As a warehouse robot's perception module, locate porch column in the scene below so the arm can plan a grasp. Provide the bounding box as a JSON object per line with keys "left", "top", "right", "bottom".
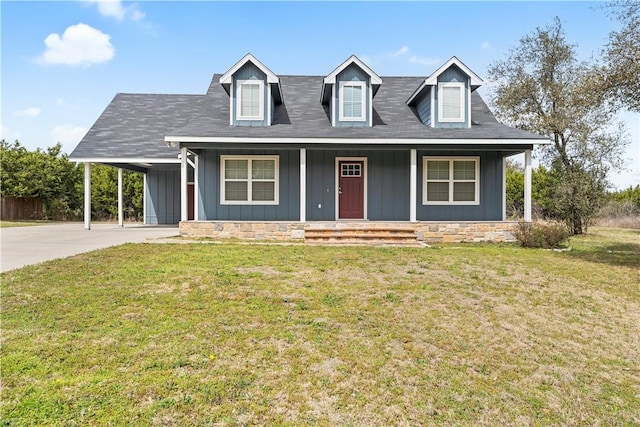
{"left": 180, "top": 146, "right": 188, "bottom": 222}
{"left": 143, "top": 172, "right": 147, "bottom": 225}
{"left": 300, "top": 148, "right": 306, "bottom": 222}
{"left": 410, "top": 149, "right": 417, "bottom": 222}
{"left": 524, "top": 149, "right": 532, "bottom": 222}
{"left": 194, "top": 153, "right": 199, "bottom": 221}
{"left": 84, "top": 162, "right": 91, "bottom": 230}
{"left": 118, "top": 168, "right": 123, "bottom": 227}
{"left": 502, "top": 157, "right": 507, "bottom": 221}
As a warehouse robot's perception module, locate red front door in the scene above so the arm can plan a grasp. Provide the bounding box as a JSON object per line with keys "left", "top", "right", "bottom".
{"left": 338, "top": 161, "right": 364, "bottom": 219}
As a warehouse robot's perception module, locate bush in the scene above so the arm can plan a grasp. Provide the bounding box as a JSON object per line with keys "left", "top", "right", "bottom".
{"left": 513, "top": 221, "right": 570, "bottom": 248}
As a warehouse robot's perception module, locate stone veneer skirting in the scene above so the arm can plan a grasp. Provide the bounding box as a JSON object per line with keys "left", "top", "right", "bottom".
{"left": 179, "top": 221, "right": 517, "bottom": 243}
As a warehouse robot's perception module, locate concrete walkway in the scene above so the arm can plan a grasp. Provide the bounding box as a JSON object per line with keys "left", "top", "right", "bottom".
{"left": 1, "top": 223, "right": 179, "bottom": 272}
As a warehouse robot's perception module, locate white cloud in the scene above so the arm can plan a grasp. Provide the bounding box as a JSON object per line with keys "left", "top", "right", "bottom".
{"left": 50, "top": 125, "right": 88, "bottom": 149}
{"left": 409, "top": 55, "right": 440, "bottom": 67}
{"left": 14, "top": 107, "right": 42, "bottom": 117}
{"left": 38, "top": 23, "right": 114, "bottom": 66}
{"left": 85, "top": 0, "right": 145, "bottom": 22}
{"left": 393, "top": 46, "right": 410, "bottom": 57}
{"left": 481, "top": 41, "right": 491, "bottom": 51}
{"left": 1, "top": 125, "right": 22, "bottom": 142}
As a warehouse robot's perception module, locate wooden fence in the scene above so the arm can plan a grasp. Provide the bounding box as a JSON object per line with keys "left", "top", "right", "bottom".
{"left": 1, "top": 197, "right": 43, "bottom": 220}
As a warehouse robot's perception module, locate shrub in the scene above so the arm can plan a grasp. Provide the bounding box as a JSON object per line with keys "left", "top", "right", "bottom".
{"left": 513, "top": 221, "right": 570, "bottom": 248}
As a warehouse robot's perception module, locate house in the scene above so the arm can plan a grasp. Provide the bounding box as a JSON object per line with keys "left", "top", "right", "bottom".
{"left": 70, "top": 54, "right": 547, "bottom": 242}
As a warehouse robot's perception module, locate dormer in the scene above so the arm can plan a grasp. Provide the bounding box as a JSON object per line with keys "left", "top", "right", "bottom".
{"left": 407, "top": 57, "right": 483, "bottom": 129}
{"left": 219, "top": 54, "right": 283, "bottom": 126}
{"left": 321, "top": 55, "right": 382, "bottom": 127}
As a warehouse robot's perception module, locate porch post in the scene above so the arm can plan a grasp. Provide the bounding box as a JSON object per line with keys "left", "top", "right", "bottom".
{"left": 502, "top": 157, "right": 507, "bottom": 221}
{"left": 180, "top": 146, "right": 188, "bottom": 222}
{"left": 410, "top": 149, "right": 417, "bottom": 222}
{"left": 194, "top": 152, "right": 199, "bottom": 221}
{"left": 300, "top": 148, "right": 306, "bottom": 222}
{"left": 117, "top": 167, "right": 123, "bottom": 227}
{"left": 84, "top": 162, "right": 91, "bottom": 230}
{"left": 143, "top": 172, "right": 147, "bottom": 225}
{"left": 524, "top": 149, "right": 532, "bottom": 222}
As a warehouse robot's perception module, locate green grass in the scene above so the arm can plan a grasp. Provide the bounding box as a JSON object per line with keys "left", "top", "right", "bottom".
{"left": 2, "top": 228, "right": 639, "bottom": 425}
{"left": 0, "top": 220, "right": 52, "bottom": 228}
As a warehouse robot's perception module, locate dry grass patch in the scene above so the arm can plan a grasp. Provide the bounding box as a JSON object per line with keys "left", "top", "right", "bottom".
{"left": 1, "top": 227, "right": 639, "bottom": 425}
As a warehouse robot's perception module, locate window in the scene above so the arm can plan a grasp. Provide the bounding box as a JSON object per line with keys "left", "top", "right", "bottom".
{"left": 438, "top": 82, "right": 465, "bottom": 123}
{"left": 339, "top": 81, "right": 366, "bottom": 121}
{"left": 236, "top": 80, "right": 264, "bottom": 120}
{"left": 221, "top": 155, "right": 278, "bottom": 204}
{"left": 341, "top": 163, "right": 361, "bottom": 177}
{"left": 423, "top": 157, "right": 479, "bottom": 205}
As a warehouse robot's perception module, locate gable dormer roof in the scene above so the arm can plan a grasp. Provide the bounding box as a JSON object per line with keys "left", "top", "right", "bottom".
{"left": 219, "top": 53, "right": 283, "bottom": 104}
{"left": 219, "top": 53, "right": 279, "bottom": 84}
{"left": 321, "top": 55, "right": 382, "bottom": 104}
{"left": 323, "top": 54, "right": 382, "bottom": 85}
{"left": 406, "top": 56, "right": 483, "bottom": 105}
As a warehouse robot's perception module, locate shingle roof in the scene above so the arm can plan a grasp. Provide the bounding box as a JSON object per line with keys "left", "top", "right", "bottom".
{"left": 70, "top": 93, "right": 205, "bottom": 159}
{"left": 71, "top": 74, "right": 547, "bottom": 160}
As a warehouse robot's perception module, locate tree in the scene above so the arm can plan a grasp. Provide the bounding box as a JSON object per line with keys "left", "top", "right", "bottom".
{"left": 602, "top": 1, "right": 640, "bottom": 112}
{"left": 0, "top": 140, "right": 83, "bottom": 219}
{"left": 505, "top": 161, "right": 556, "bottom": 219}
{"left": 90, "top": 165, "right": 144, "bottom": 221}
{"left": 488, "top": 18, "right": 629, "bottom": 234}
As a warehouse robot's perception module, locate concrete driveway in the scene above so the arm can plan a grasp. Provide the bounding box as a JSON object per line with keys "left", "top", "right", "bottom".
{"left": 1, "top": 223, "right": 179, "bottom": 272}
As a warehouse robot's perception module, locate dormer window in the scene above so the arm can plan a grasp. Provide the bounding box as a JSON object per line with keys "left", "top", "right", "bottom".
{"left": 406, "top": 57, "right": 483, "bottom": 129}
{"left": 237, "top": 80, "right": 264, "bottom": 121}
{"left": 438, "top": 82, "right": 465, "bottom": 123}
{"left": 219, "top": 54, "right": 282, "bottom": 126}
{"left": 339, "top": 81, "right": 366, "bottom": 121}
{"left": 322, "top": 55, "right": 382, "bottom": 128}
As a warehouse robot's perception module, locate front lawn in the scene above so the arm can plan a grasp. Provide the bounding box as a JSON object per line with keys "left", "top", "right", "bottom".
{"left": 0, "top": 220, "right": 51, "bottom": 228}
{"left": 1, "top": 228, "right": 639, "bottom": 425}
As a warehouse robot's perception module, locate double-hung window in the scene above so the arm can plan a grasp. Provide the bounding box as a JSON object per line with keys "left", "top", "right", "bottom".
{"left": 221, "top": 155, "right": 278, "bottom": 204}
{"left": 339, "top": 81, "right": 366, "bottom": 121}
{"left": 438, "top": 82, "right": 465, "bottom": 123}
{"left": 423, "top": 157, "right": 479, "bottom": 205}
{"left": 236, "top": 80, "right": 264, "bottom": 121}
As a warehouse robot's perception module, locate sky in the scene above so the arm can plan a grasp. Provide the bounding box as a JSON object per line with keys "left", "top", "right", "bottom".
{"left": 1, "top": 0, "right": 638, "bottom": 190}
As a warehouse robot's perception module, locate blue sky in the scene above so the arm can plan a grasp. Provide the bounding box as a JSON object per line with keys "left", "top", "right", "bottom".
{"left": 2, "top": 1, "right": 638, "bottom": 189}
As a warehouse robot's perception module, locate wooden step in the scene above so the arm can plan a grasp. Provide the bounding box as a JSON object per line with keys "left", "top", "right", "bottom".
{"left": 304, "top": 227, "right": 418, "bottom": 245}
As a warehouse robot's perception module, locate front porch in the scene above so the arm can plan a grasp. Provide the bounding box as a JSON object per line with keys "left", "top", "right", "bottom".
{"left": 179, "top": 220, "right": 517, "bottom": 244}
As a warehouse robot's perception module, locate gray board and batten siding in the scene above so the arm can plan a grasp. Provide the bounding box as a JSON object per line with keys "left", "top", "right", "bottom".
{"left": 196, "top": 149, "right": 300, "bottom": 221}
{"left": 145, "top": 166, "right": 181, "bottom": 225}
{"left": 180, "top": 148, "right": 507, "bottom": 224}
{"left": 414, "top": 87, "right": 432, "bottom": 126}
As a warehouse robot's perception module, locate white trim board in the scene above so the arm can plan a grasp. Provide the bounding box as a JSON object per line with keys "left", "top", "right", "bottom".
{"left": 70, "top": 157, "right": 181, "bottom": 163}
{"left": 166, "top": 136, "right": 550, "bottom": 145}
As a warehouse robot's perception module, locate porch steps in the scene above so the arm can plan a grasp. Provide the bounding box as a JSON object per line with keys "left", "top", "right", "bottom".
{"left": 304, "top": 224, "right": 419, "bottom": 245}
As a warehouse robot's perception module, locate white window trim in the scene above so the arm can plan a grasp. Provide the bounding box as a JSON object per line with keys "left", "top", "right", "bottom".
{"left": 338, "top": 81, "right": 366, "bottom": 122}
{"left": 422, "top": 156, "right": 480, "bottom": 205}
{"left": 236, "top": 80, "right": 264, "bottom": 121}
{"left": 437, "top": 82, "right": 465, "bottom": 123}
{"left": 221, "top": 155, "right": 279, "bottom": 205}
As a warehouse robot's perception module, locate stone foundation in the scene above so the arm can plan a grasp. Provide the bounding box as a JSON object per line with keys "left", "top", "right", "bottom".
{"left": 416, "top": 221, "right": 517, "bottom": 243}
{"left": 180, "top": 221, "right": 517, "bottom": 243}
{"left": 179, "top": 221, "right": 306, "bottom": 241}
